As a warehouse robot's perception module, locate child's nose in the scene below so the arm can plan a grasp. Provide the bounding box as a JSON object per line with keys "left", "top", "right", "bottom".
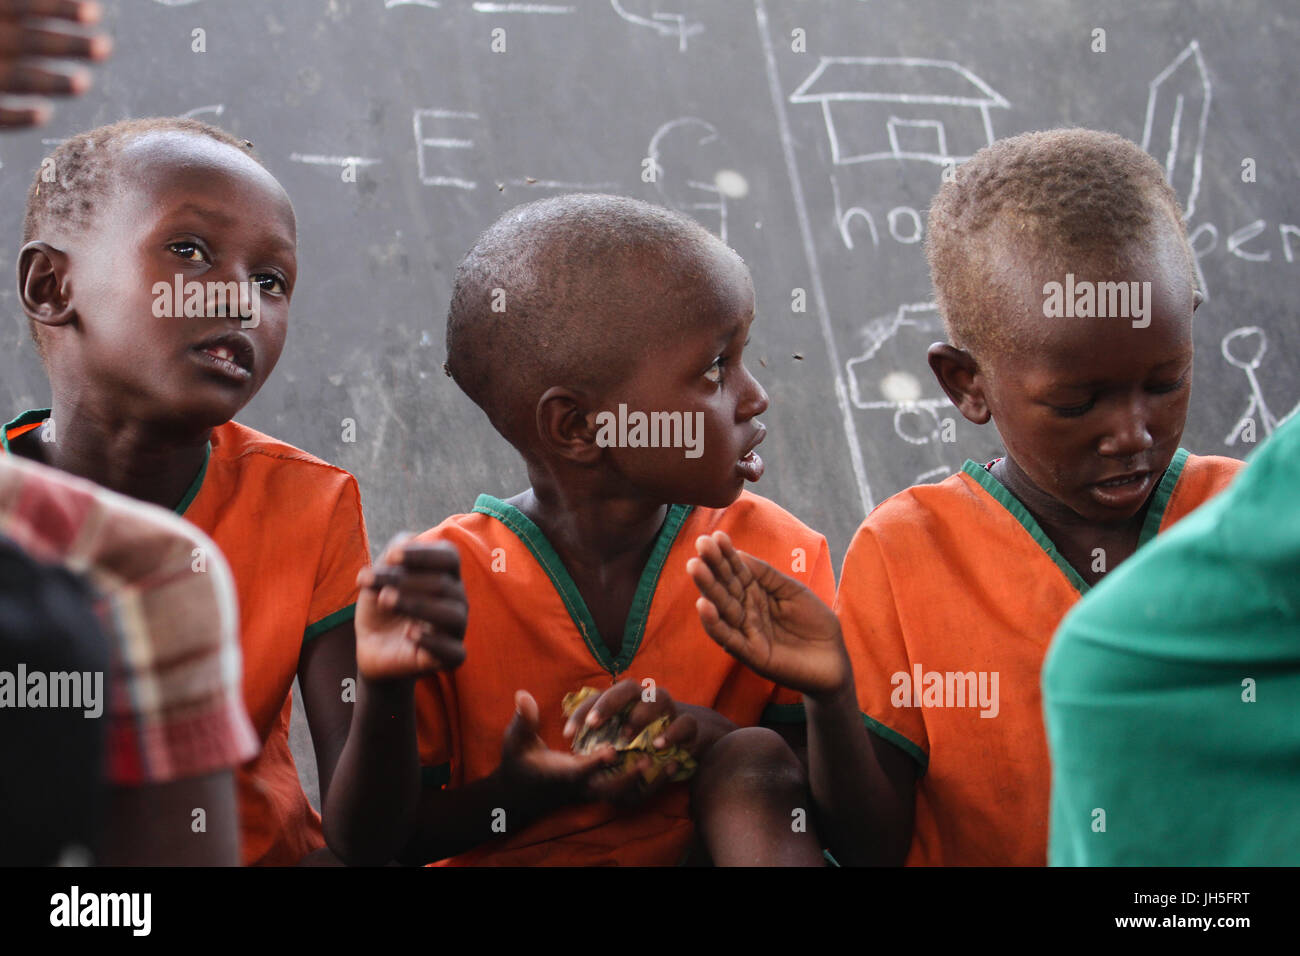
{"left": 737, "top": 367, "right": 769, "bottom": 419}
{"left": 1097, "top": 398, "right": 1156, "bottom": 458}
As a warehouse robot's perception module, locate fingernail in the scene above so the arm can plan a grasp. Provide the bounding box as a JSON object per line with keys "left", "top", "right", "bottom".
{"left": 585, "top": 711, "right": 599, "bottom": 726}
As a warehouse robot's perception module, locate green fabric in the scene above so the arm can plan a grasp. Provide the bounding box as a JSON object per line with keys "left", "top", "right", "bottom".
{"left": 1, "top": 408, "right": 49, "bottom": 452}
{"left": 303, "top": 603, "right": 356, "bottom": 642}
{"left": 759, "top": 702, "right": 807, "bottom": 723}
{"left": 861, "top": 712, "right": 928, "bottom": 776}
{"left": 1043, "top": 418, "right": 1298, "bottom": 865}
{"left": 3, "top": 406, "right": 210, "bottom": 515}
{"left": 472, "top": 494, "right": 693, "bottom": 676}
{"left": 1136, "top": 447, "right": 1188, "bottom": 547}
{"left": 421, "top": 763, "right": 452, "bottom": 789}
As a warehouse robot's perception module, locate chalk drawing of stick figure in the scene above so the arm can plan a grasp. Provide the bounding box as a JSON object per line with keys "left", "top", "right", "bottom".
{"left": 1221, "top": 326, "right": 1280, "bottom": 445}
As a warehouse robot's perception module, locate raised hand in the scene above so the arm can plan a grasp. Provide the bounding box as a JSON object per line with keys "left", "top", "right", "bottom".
{"left": 0, "top": 1, "right": 112, "bottom": 128}
{"left": 687, "top": 530, "right": 850, "bottom": 699}
{"left": 354, "top": 535, "right": 468, "bottom": 681}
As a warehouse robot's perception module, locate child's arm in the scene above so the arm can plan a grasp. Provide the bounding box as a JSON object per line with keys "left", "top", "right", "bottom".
{"left": 317, "top": 538, "right": 469, "bottom": 866}
{"left": 688, "top": 531, "right": 916, "bottom": 866}
{"left": 397, "top": 690, "right": 640, "bottom": 864}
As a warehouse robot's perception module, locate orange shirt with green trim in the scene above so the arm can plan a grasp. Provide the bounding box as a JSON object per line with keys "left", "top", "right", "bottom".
{"left": 834, "top": 450, "right": 1242, "bottom": 866}
{"left": 412, "top": 489, "right": 833, "bottom": 866}
{"left": 3, "top": 409, "right": 371, "bottom": 866}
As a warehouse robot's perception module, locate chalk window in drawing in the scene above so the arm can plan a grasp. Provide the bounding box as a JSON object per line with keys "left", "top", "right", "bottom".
{"left": 789, "top": 57, "right": 1009, "bottom": 166}
{"left": 887, "top": 118, "right": 948, "bottom": 161}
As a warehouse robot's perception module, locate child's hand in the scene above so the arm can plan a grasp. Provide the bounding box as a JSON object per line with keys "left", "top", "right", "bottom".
{"left": 562, "top": 679, "right": 699, "bottom": 801}
{"left": 688, "top": 531, "right": 850, "bottom": 699}
{"left": 499, "top": 691, "right": 640, "bottom": 807}
{"left": 0, "top": 2, "right": 112, "bottom": 129}
{"left": 354, "top": 535, "right": 467, "bottom": 681}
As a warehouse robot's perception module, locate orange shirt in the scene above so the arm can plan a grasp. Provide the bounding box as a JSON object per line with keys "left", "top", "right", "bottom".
{"left": 413, "top": 489, "right": 834, "bottom": 866}
{"left": 4, "top": 410, "right": 370, "bottom": 866}
{"left": 834, "top": 450, "right": 1242, "bottom": 866}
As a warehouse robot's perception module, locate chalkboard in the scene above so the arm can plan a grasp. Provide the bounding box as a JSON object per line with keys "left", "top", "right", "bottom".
{"left": 2, "top": 0, "right": 1297, "bottom": 576}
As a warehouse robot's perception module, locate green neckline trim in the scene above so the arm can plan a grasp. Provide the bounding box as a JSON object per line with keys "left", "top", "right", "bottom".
{"left": 303, "top": 603, "right": 356, "bottom": 642}
{"left": 1, "top": 408, "right": 49, "bottom": 452}
{"left": 3, "top": 407, "right": 211, "bottom": 517}
{"left": 961, "top": 460, "right": 1091, "bottom": 595}
{"left": 472, "top": 494, "right": 693, "bottom": 675}
{"left": 174, "top": 442, "right": 211, "bottom": 516}
{"left": 1137, "top": 447, "right": 1189, "bottom": 547}
{"left": 961, "top": 452, "right": 1190, "bottom": 593}
{"left": 861, "top": 712, "right": 928, "bottom": 776}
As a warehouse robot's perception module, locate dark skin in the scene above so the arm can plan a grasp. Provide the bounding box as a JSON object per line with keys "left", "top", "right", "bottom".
{"left": 929, "top": 219, "right": 1199, "bottom": 586}
{"left": 393, "top": 241, "right": 820, "bottom": 865}
{"left": 14, "top": 130, "right": 466, "bottom": 865}
{"left": 690, "top": 214, "right": 1201, "bottom": 865}
{"left": 0, "top": 0, "right": 111, "bottom": 128}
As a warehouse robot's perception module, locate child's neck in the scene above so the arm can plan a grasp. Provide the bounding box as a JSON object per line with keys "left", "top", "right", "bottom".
{"left": 511, "top": 477, "right": 671, "bottom": 657}
{"left": 992, "top": 456, "right": 1152, "bottom": 588}
{"left": 20, "top": 395, "right": 213, "bottom": 512}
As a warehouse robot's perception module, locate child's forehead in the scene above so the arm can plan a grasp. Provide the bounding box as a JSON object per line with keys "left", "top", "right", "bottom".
{"left": 113, "top": 131, "right": 293, "bottom": 220}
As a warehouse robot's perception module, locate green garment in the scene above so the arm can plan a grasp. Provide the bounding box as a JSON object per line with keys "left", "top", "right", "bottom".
{"left": 1043, "top": 416, "right": 1300, "bottom": 865}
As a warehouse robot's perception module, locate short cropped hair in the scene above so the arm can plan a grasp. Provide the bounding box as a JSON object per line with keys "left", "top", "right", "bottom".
{"left": 926, "top": 128, "right": 1194, "bottom": 359}
{"left": 445, "top": 193, "right": 730, "bottom": 454}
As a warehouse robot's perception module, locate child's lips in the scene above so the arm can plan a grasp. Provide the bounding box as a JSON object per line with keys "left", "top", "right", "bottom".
{"left": 736, "top": 426, "right": 766, "bottom": 482}
{"left": 189, "top": 344, "right": 253, "bottom": 383}
{"left": 189, "top": 332, "right": 255, "bottom": 383}
{"left": 1087, "top": 470, "right": 1154, "bottom": 509}
{"left": 736, "top": 449, "right": 765, "bottom": 482}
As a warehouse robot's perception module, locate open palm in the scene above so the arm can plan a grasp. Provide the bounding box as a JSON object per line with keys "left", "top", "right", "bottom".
{"left": 687, "top": 531, "right": 849, "bottom": 698}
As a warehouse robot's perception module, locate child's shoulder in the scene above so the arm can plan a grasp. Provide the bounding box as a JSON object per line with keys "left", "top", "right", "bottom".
{"left": 211, "top": 420, "right": 359, "bottom": 486}
{"left": 861, "top": 466, "right": 984, "bottom": 532}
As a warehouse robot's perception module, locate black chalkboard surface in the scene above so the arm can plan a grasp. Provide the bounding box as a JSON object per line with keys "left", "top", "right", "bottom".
{"left": 2, "top": 0, "right": 1296, "bottom": 573}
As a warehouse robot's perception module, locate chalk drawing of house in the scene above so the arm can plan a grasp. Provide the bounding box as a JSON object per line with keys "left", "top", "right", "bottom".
{"left": 790, "top": 57, "right": 1009, "bottom": 165}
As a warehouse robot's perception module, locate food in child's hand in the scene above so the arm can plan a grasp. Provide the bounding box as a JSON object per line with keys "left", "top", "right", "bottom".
{"left": 561, "top": 686, "right": 697, "bottom": 784}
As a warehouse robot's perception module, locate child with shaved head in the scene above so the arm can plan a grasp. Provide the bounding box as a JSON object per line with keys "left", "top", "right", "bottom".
{"left": 687, "top": 128, "right": 1243, "bottom": 865}
{"left": 375, "top": 193, "right": 833, "bottom": 866}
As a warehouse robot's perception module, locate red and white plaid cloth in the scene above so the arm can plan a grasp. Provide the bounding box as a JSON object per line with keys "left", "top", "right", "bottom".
{"left": 0, "top": 454, "right": 258, "bottom": 785}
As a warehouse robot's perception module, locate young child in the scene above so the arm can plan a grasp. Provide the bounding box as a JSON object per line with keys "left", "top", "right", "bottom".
{"left": 688, "top": 128, "right": 1243, "bottom": 866}
{"left": 1044, "top": 408, "right": 1300, "bottom": 866}
{"left": 371, "top": 193, "right": 834, "bottom": 866}
{"left": 4, "top": 118, "right": 465, "bottom": 865}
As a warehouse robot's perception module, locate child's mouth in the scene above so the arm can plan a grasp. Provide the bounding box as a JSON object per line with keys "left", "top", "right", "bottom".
{"left": 1088, "top": 470, "right": 1153, "bottom": 508}
{"left": 736, "top": 449, "right": 764, "bottom": 482}
{"left": 190, "top": 334, "right": 254, "bottom": 383}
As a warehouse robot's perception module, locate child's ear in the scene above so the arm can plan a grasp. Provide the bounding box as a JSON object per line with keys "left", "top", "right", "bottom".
{"left": 927, "top": 342, "right": 991, "bottom": 425}
{"left": 18, "top": 241, "right": 76, "bottom": 329}
{"left": 535, "top": 386, "right": 602, "bottom": 465}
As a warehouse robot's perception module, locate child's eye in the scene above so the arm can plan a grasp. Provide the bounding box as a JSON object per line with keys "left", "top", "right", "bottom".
{"left": 252, "top": 273, "right": 286, "bottom": 295}
{"left": 704, "top": 356, "right": 725, "bottom": 384}
{"left": 168, "top": 241, "right": 207, "bottom": 263}
{"left": 1148, "top": 375, "right": 1187, "bottom": 395}
{"left": 1051, "top": 399, "right": 1095, "bottom": 418}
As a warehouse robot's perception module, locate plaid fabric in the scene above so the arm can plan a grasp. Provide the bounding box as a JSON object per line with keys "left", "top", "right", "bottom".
{"left": 0, "top": 453, "right": 258, "bottom": 785}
